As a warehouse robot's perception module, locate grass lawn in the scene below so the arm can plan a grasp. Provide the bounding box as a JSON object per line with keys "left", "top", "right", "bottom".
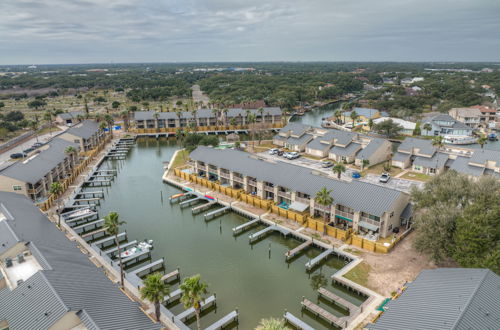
{"left": 343, "top": 261, "right": 371, "bottom": 287}
{"left": 362, "top": 163, "right": 403, "bottom": 176}
{"left": 400, "top": 171, "right": 432, "bottom": 182}
{"left": 38, "top": 126, "right": 62, "bottom": 135}
{"left": 171, "top": 149, "right": 189, "bottom": 169}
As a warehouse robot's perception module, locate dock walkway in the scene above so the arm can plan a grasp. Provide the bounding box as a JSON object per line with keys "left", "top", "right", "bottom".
{"left": 305, "top": 248, "right": 334, "bottom": 271}
{"left": 301, "top": 298, "right": 344, "bottom": 328}
{"left": 318, "top": 287, "right": 358, "bottom": 313}
{"left": 232, "top": 218, "right": 260, "bottom": 235}
{"left": 204, "top": 205, "right": 230, "bottom": 221}
{"left": 286, "top": 240, "right": 313, "bottom": 260}
{"left": 175, "top": 295, "right": 216, "bottom": 322}
{"left": 205, "top": 310, "right": 239, "bottom": 330}
{"left": 283, "top": 312, "right": 315, "bottom": 330}
{"left": 249, "top": 225, "right": 290, "bottom": 243}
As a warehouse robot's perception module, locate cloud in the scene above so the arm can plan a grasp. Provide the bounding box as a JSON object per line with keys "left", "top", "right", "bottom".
{"left": 0, "top": 0, "right": 498, "bottom": 64}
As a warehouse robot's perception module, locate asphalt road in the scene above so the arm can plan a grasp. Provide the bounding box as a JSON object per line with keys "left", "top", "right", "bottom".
{"left": 257, "top": 151, "right": 424, "bottom": 193}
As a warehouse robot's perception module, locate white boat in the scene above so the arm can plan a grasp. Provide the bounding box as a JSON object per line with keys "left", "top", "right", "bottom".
{"left": 443, "top": 135, "right": 477, "bottom": 145}
{"left": 120, "top": 240, "right": 153, "bottom": 258}
{"left": 67, "top": 208, "right": 92, "bottom": 219}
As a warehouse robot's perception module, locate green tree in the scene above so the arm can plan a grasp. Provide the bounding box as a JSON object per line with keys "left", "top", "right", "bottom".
{"left": 423, "top": 122, "right": 432, "bottom": 135}
{"left": 372, "top": 119, "right": 403, "bottom": 137}
{"left": 332, "top": 162, "right": 346, "bottom": 179}
{"left": 49, "top": 182, "right": 64, "bottom": 228}
{"left": 43, "top": 110, "right": 54, "bottom": 135}
{"left": 64, "top": 146, "right": 77, "bottom": 166}
{"left": 368, "top": 118, "right": 374, "bottom": 130}
{"left": 334, "top": 109, "right": 342, "bottom": 124}
{"left": 349, "top": 110, "right": 358, "bottom": 125}
{"left": 104, "top": 114, "right": 114, "bottom": 137}
{"left": 432, "top": 135, "right": 444, "bottom": 150}
{"left": 315, "top": 187, "right": 334, "bottom": 235}
{"left": 29, "top": 119, "right": 39, "bottom": 143}
{"left": 361, "top": 159, "right": 370, "bottom": 171}
{"left": 104, "top": 212, "right": 126, "bottom": 288}
{"left": 28, "top": 99, "right": 47, "bottom": 110}
{"left": 111, "top": 101, "right": 121, "bottom": 109}
{"left": 255, "top": 317, "right": 290, "bottom": 330}
{"left": 140, "top": 272, "right": 170, "bottom": 322}
{"left": 0, "top": 101, "right": 4, "bottom": 109}
{"left": 180, "top": 274, "right": 209, "bottom": 330}
{"left": 477, "top": 134, "right": 487, "bottom": 150}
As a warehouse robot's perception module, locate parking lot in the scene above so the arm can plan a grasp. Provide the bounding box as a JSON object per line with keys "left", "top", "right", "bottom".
{"left": 257, "top": 150, "right": 424, "bottom": 193}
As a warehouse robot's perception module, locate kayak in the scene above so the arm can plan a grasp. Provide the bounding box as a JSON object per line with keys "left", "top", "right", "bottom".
{"left": 205, "top": 195, "right": 215, "bottom": 200}
{"left": 170, "top": 193, "right": 184, "bottom": 199}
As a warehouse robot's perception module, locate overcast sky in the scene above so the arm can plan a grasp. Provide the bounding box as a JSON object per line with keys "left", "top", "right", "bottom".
{"left": 0, "top": 0, "right": 498, "bottom": 64}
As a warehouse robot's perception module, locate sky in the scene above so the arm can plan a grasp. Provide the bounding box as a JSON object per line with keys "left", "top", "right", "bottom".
{"left": 0, "top": 0, "right": 499, "bottom": 64}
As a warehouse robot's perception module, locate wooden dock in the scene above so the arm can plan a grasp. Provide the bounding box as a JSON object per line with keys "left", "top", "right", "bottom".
{"left": 81, "top": 227, "right": 107, "bottom": 240}
{"left": 204, "top": 206, "right": 230, "bottom": 221}
{"left": 92, "top": 232, "right": 126, "bottom": 249}
{"left": 175, "top": 295, "right": 216, "bottom": 322}
{"left": 305, "top": 248, "right": 334, "bottom": 271}
{"left": 205, "top": 310, "right": 239, "bottom": 330}
{"left": 179, "top": 196, "right": 203, "bottom": 208}
{"left": 72, "top": 219, "right": 105, "bottom": 233}
{"left": 318, "top": 287, "right": 358, "bottom": 313}
{"left": 283, "top": 312, "right": 315, "bottom": 330}
{"left": 191, "top": 201, "right": 216, "bottom": 214}
{"left": 249, "top": 225, "right": 290, "bottom": 243}
{"left": 232, "top": 218, "right": 260, "bottom": 235}
{"left": 64, "top": 212, "right": 98, "bottom": 224}
{"left": 161, "top": 268, "right": 180, "bottom": 283}
{"left": 286, "top": 240, "right": 313, "bottom": 261}
{"left": 301, "top": 298, "right": 345, "bottom": 328}
{"left": 164, "top": 288, "right": 182, "bottom": 304}
{"left": 131, "top": 258, "right": 164, "bottom": 278}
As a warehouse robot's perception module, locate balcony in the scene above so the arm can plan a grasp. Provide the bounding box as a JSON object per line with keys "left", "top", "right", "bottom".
{"left": 264, "top": 185, "right": 275, "bottom": 192}
{"left": 335, "top": 210, "right": 354, "bottom": 221}
{"left": 233, "top": 175, "right": 244, "bottom": 183}
{"left": 360, "top": 216, "right": 381, "bottom": 228}
{"left": 247, "top": 179, "right": 257, "bottom": 186}
{"left": 277, "top": 191, "right": 291, "bottom": 199}
{"left": 294, "top": 196, "right": 310, "bottom": 205}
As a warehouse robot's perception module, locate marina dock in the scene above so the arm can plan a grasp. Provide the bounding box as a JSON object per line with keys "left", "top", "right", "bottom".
{"left": 71, "top": 219, "right": 104, "bottom": 233}
{"left": 164, "top": 288, "right": 182, "bottom": 304}
{"left": 204, "top": 205, "right": 230, "bottom": 221}
{"left": 131, "top": 258, "right": 165, "bottom": 278}
{"left": 205, "top": 310, "right": 239, "bottom": 330}
{"left": 318, "top": 287, "right": 359, "bottom": 313}
{"left": 283, "top": 312, "right": 315, "bottom": 330}
{"left": 285, "top": 240, "right": 313, "bottom": 261}
{"left": 92, "top": 232, "right": 127, "bottom": 250}
{"left": 249, "top": 225, "right": 291, "bottom": 243}
{"left": 81, "top": 227, "right": 107, "bottom": 241}
{"left": 232, "top": 218, "right": 260, "bottom": 235}
{"left": 121, "top": 250, "right": 151, "bottom": 267}
{"left": 175, "top": 295, "right": 216, "bottom": 322}
{"left": 179, "top": 196, "right": 203, "bottom": 208}
{"left": 191, "top": 201, "right": 216, "bottom": 214}
{"left": 305, "top": 248, "right": 334, "bottom": 271}
{"left": 161, "top": 268, "right": 180, "bottom": 283}
{"left": 105, "top": 240, "right": 138, "bottom": 258}
{"left": 301, "top": 298, "right": 345, "bottom": 328}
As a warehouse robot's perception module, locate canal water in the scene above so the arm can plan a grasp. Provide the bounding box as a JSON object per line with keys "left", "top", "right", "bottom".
{"left": 94, "top": 138, "right": 365, "bottom": 329}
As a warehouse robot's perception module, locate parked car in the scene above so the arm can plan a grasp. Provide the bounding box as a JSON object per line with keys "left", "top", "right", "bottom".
{"left": 321, "top": 160, "right": 334, "bottom": 168}
{"left": 23, "top": 147, "right": 35, "bottom": 154}
{"left": 379, "top": 173, "right": 391, "bottom": 183}
{"left": 351, "top": 171, "right": 361, "bottom": 179}
{"left": 282, "top": 152, "right": 290, "bottom": 158}
{"left": 32, "top": 142, "right": 43, "bottom": 147}
{"left": 268, "top": 148, "right": 279, "bottom": 155}
{"left": 277, "top": 150, "right": 284, "bottom": 156}
{"left": 287, "top": 152, "right": 300, "bottom": 159}
{"left": 10, "top": 153, "right": 26, "bottom": 159}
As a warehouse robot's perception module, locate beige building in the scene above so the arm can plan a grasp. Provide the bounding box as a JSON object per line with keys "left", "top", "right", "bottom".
{"left": 59, "top": 120, "right": 105, "bottom": 152}
{"left": 0, "top": 138, "right": 79, "bottom": 202}
{"left": 189, "top": 146, "right": 411, "bottom": 239}
{"left": 448, "top": 107, "right": 482, "bottom": 128}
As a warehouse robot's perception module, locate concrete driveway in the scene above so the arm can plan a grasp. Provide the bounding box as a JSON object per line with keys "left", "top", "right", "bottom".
{"left": 257, "top": 151, "right": 424, "bottom": 193}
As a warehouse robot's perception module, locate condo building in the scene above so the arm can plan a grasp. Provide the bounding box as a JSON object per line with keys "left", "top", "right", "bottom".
{"left": 59, "top": 120, "right": 106, "bottom": 152}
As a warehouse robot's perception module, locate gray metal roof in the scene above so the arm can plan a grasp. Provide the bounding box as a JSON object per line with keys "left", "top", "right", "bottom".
{"left": 449, "top": 156, "right": 485, "bottom": 177}
{"left": 413, "top": 152, "right": 449, "bottom": 169}
{"left": 330, "top": 142, "right": 362, "bottom": 157}
{"left": 64, "top": 120, "right": 100, "bottom": 139}
{"left": 397, "top": 137, "right": 436, "bottom": 156}
{"left": 58, "top": 111, "right": 85, "bottom": 120}
{"left": 0, "top": 220, "right": 18, "bottom": 255}
{"left": 356, "top": 138, "right": 388, "bottom": 160}
{"left": 0, "top": 192, "right": 161, "bottom": 330}
{"left": 191, "top": 146, "right": 407, "bottom": 216}
{"left": 469, "top": 149, "right": 500, "bottom": 166}
{"left": 278, "top": 122, "right": 311, "bottom": 137}
{"left": 0, "top": 138, "right": 79, "bottom": 184}
{"left": 369, "top": 268, "right": 500, "bottom": 330}
{"left": 286, "top": 134, "right": 314, "bottom": 146}
{"left": 424, "top": 114, "right": 472, "bottom": 130}
{"left": 307, "top": 137, "right": 331, "bottom": 151}
{"left": 392, "top": 152, "right": 411, "bottom": 163}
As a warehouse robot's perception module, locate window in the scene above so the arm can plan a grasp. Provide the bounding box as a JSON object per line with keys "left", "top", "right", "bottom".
{"left": 74, "top": 139, "right": 80, "bottom": 144}
{"left": 388, "top": 224, "right": 393, "bottom": 231}
{"left": 13, "top": 185, "right": 22, "bottom": 191}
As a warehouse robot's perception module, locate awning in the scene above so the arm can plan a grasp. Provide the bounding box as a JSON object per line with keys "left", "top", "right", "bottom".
{"left": 289, "top": 201, "right": 309, "bottom": 213}
{"left": 335, "top": 214, "right": 352, "bottom": 222}
{"left": 358, "top": 221, "right": 379, "bottom": 232}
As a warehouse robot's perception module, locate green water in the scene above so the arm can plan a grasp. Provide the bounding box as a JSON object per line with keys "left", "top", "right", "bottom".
{"left": 93, "top": 138, "right": 365, "bottom": 329}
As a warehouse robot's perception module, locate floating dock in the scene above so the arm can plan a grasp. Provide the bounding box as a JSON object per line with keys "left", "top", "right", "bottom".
{"left": 249, "top": 225, "right": 291, "bottom": 243}
{"left": 205, "top": 310, "right": 239, "bottom": 330}
{"left": 71, "top": 219, "right": 104, "bottom": 233}
{"left": 131, "top": 258, "right": 164, "bottom": 278}
{"left": 318, "top": 287, "right": 358, "bottom": 313}
{"left": 179, "top": 196, "right": 203, "bottom": 208}
{"left": 286, "top": 240, "right": 313, "bottom": 261}
{"left": 191, "top": 201, "right": 216, "bottom": 214}
{"left": 121, "top": 250, "right": 151, "bottom": 267}
{"left": 81, "top": 227, "right": 107, "bottom": 241}
{"left": 105, "top": 240, "right": 138, "bottom": 258}
{"left": 301, "top": 298, "right": 345, "bottom": 328}
{"left": 283, "top": 312, "right": 315, "bottom": 330}
{"left": 175, "top": 295, "right": 216, "bottom": 322}
{"left": 161, "top": 268, "right": 180, "bottom": 283}
{"left": 64, "top": 211, "right": 98, "bottom": 224}
{"left": 164, "top": 288, "right": 182, "bottom": 304}
{"left": 204, "top": 206, "right": 230, "bottom": 221}
{"left": 92, "top": 232, "right": 127, "bottom": 249}
{"left": 305, "top": 248, "right": 334, "bottom": 271}
{"left": 232, "top": 218, "right": 260, "bottom": 235}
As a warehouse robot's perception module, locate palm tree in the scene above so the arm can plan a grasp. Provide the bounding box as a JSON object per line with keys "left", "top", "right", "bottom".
{"left": 29, "top": 119, "right": 39, "bottom": 143}
{"left": 175, "top": 109, "right": 183, "bottom": 128}
{"left": 222, "top": 108, "right": 229, "bottom": 126}
{"left": 350, "top": 110, "right": 359, "bottom": 126}
{"left": 76, "top": 114, "right": 84, "bottom": 123}
{"left": 334, "top": 109, "right": 342, "bottom": 124}
{"left": 180, "top": 274, "right": 209, "bottom": 330}
{"left": 230, "top": 118, "right": 236, "bottom": 127}
{"left": 315, "top": 187, "right": 334, "bottom": 235}
{"left": 121, "top": 110, "right": 130, "bottom": 132}
{"left": 361, "top": 159, "right": 370, "bottom": 171}
{"left": 104, "top": 114, "right": 114, "bottom": 137}
{"left": 368, "top": 118, "right": 374, "bottom": 130}
{"left": 43, "top": 110, "right": 54, "bottom": 136}
{"left": 190, "top": 108, "right": 198, "bottom": 130}
{"left": 65, "top": 146, "right": 77, "bottom": 167}
{"left": 256, "top": 317, "right": 290, "bottom": 330}
{"left": 153, "top": 112, "right": 160, "bottom": 133}
{"left": 332, "top": 163, "right": 346, "bottom": 179}
{"left": 258, "top": 107, "right": 265, "bottom": 123}
{"left": 477, "top": 134, "right": 487, "bottom": 150}
{"left": 84, "top": 97, "right": 89, "bottom": 116}
{"left": 104, "top": 212, "right": 126, "bottom": 288}
{"left": 423, "top": 123, "right": 432, "bottom": 136}
{"left": 49, "top": 182, "right": 64, "bottom": 228}
{"left": 140, "top": 272, "right": 170, "bottom": 323}
{"left": 432, "top": 135, "right": 444, "bottom": 151}
{"left": 247, "top": 113, "right": 257, "bottom": 149}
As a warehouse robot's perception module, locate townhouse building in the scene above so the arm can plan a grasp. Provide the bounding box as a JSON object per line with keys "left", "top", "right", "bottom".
{"left": 421, "top": 114, "right": 473, "bottom": 137}
{"left": 188, "top": 146, "right": 411, "bottom": 239}
{"left": 133, "top": 107, "right": 282, "bottom": 130}
{"left": 0, "top": 138, "right": 80, "bottom": 202}
{"left": 55, "top": 111, "right": 85, "bottom": 125}
{"left": 59, "top": 120, "right": 105, "bottom": 152}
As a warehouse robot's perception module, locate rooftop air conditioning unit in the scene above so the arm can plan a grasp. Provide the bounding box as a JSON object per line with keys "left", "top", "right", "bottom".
{"left": 17, "top": 254, "right": 25, "bottom": 263}
{"left": 5, "top": 258, "right": 13, "bottom": 268}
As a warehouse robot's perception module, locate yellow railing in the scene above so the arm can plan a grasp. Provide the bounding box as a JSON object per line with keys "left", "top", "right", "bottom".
{"left": 37, "top": 135, "right": 112, "bottom": 211}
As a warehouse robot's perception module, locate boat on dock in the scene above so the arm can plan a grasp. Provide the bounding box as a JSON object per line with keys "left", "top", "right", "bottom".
{"left": 488, "top": 132, "right": 498, "bottom": 141}
{"left": 443, "top": 135, "right": 477, "bottom": 145}
{"left": 120, "top": 240, "right": 153, "bottom": 258}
